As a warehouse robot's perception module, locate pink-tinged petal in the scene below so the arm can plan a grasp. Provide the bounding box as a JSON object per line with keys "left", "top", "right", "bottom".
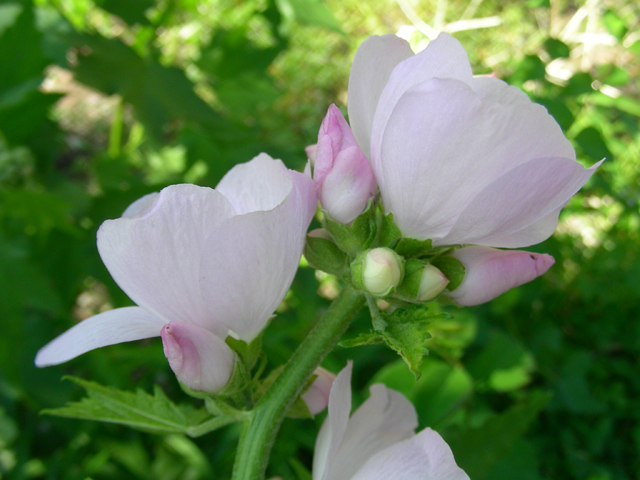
{"left": 200, "top": 168, "right": 315, "bottom": 342}
{"left": 215, "top": 153, "right": 295, "bottom": 215}
{"left": 448, "top": 246, "right": 555, "bottom": 306}
{"left": 348, "top": 34, "right": 414, "bottom": 159}
{"left": 485, "top": 207, "right": 562, "bottom": 248}
{"left": 302, "top": 367, "right": 336, "bottom": 416}
{"left": 439, "top": 157, "right": 603, "bottom": 247}
{"left": 370, "top": 33, "right": 474, "bottom": 164}
{"left": 161, "top": 321, "right": 235, "bottom": 393}
{"left": 323, "top": 384, "right": 418, "bottom": 480}
{"left": 97, "top": 185, "right": 235, "bottom": 336}
{"left": 313, "top": 362, "right": 353, "bottom": 480}
{"left": 375, "top": 78, "right": 576, "bottom": 240}
{"left": 305, "top": 144, "right": 318, "bottom": 165}
{"left": 35, "top": 307, "right": 164, "bottom": 367}
{"left": 315, "top": 106, "right": 376, "bottom": 223}
{"left": 350, "top": 428, "right": 470, "bottom": 480}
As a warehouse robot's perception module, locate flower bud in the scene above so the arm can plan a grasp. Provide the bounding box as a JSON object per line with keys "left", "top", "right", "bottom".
{"left": 352, "top": 247, "right": 404, "bottom": 296}
{"left": 161, "top": 321, "right": 236, "bottom": 393}
{"left": 314, "top": 104, "right": 376, "bottom": 224}
{"left": 301, "top": 367, "right": 335, "bottom": 415}
{"left": 447, "top": 246, "right": 555, "bottom": 306}
{"left": 395, "top": 260, "right": 449, "bottom": 302}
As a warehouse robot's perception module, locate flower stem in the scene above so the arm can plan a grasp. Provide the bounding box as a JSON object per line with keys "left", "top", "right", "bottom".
{"left": 231, "top": 286, "right": 365, "bottom": 480}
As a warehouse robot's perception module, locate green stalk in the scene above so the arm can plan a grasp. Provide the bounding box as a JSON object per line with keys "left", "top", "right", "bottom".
{"left": 231, "top": 286, "right": 365, "bottom": 480}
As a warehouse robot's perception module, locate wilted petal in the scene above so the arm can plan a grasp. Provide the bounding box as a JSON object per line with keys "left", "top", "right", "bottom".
{"left": 302, "top": 367, "right": 336, "bottom": 415}
{"left": 97, "top": 185, "right": 236, "bottom": 337}
{"left": 313, "top": 362, "right": 353, "bottom": 480}
{"left": 350, "top": 428, "right": 470, "bottom": 480}
{"left": 348, "top": 34, "right": 414, "bottom": 158}
{"left": 161, "top": 321, "right": 235, "bottom": 392}
{"left": 200, "top": 165, "right": 316, "bottom": 341}
{"left": 216, "top": 153, "right": 296, "bottom": 215}
{"left": 439, "top": 157, "right": 603, "bottom": 247}
{"left": 375, "top": 78, "right": 576, "bottom": 240}
{"left": 370, "top": 33, "right": 474, "bottom": 163}
{"left": 35, "top": 307, "right": 165, "bottom": 367}
{"left": 448, "top": 246, "right": 555, "bottom": 306}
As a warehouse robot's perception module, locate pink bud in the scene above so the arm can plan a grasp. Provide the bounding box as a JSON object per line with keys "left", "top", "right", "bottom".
{"left": 305, "top": 144, "right": 318, "bottom": 165}
{"left": 301, "top": 367, "right": 336, "bottom": 415}
{"left": 161, "top": 321, "right": 236, "bottom": 392}
{"left": 448, "top": 246, "right": 555, "bottom": 306}
{"left": 314, "top": 104, "right": 377, "bottom": 224}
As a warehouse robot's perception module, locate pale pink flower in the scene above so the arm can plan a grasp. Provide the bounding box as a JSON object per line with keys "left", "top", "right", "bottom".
{"left": 35, "top": 154, "right": 316, "bottom": 392}
{"left": 314, "top": 104, "right": 377, "bottom": 224}
{"left": 448, "top": 246, "right": 555, "bottom": 306}
{"left": 313, "top": 362, "right": 469, "bottom": 480}
{"left": 302, "top": 367, "right": 336, "bottom": 415}
{"left": 348, "top": 33, "right": 602, "bottom": 247}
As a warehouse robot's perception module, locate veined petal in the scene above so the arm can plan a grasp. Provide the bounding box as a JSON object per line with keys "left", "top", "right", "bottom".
{"left": 370, "top": 33, "right": 474, "bottom": 165}
{"left": 313, "top": 362, "right": 353, "bottom": 480}
{"left": 350, "top": 428, "right": 470, "bottom": 480}
{"left": 161, "top": 321, "right": 235, "bottom": 392}
{"left": 35, "top": 307, "right": 164, "bottom": 367}
{"left": 97, "top": 185, "right": 236, "bottom": 336}
{"left": 439, "top": 157, "right": 603, "bottom": 247}
{"left": 472, "top": 75, "right": 531, "bottom": 105}
{"left": 375, "top": 78, "right": 576, "bottom": 240}
{"left": 215, "top": 153, "right": 295, "bottom": 215}
{"left": 348, "top": 34, "right": 414, "bottom": 158}
{"left": 200, "top": 167, "right": 315, "bottom": 341}
{"left": 323, "top": 384, "right": 417, "bottom": 480}
{"left": 485, "top": 207, "right": 562, "bottom": 248}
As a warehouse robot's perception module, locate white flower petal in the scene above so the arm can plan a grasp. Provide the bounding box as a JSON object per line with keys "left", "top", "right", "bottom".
{"left": 347, "top": 35, "right": 414, "bottom": 158}
{"left": 370, "top": 33, "right": 474, "bottom": 166}
{"left": 313, "top": 362, "right": 353, "bottom": 480}
{"left": 97, "top": 184, "right": 236, "bottom": 336}
{"left": 472, "top": 75, "right": 531, "bottom": 105}
{"left": 485, "top": 207, "right": 562, "bottom": 248}
{"left": 324, "top": 384, "right": 418, "bottom": 480}
{"left": 200, "top": 168, "right": 316, "bottom": 341}
{"left": 439, "top": 157, "right": 603, "bottom": 247}
{"left": 215, "top": 153, "right": 294, "bottom": 215}
{"left": 35, "top": 307, "right": 164, "bottom": 367}
{"left": 350, "top": 428, "right": 470, "bottom": 480}
{"left": 375, "top": 78, "right": 576, "bottom": 240}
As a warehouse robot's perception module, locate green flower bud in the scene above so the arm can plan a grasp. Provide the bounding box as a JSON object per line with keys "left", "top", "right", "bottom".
{"left": 395, "top": 259, "right": 449, "bottom": 302}
{"left": 351, "top": 247, "right": 404, "bottom": 296}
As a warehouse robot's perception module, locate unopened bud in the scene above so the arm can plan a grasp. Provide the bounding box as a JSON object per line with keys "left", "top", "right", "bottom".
{"left": 394, "top": 259, "right": 448, "bottom": 302}
{"left": 418, "top": 264, "right": 449, "bottom": 301}
{"left": 447, "top": 246, "right": 555, "bottom": 306}
{"left": 314, "top": 104, "right": 376, "bottom": 224}
{"left": 161, "top": 321, "right": 236, "bottom": 393}
{"left": 352, "top": 247, "right": 404, "bottom": 296}
{"left": 301, "top": 367, "right": 335, "bottom": 415}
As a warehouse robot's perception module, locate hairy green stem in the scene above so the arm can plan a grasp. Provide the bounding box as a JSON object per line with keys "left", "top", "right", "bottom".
{"left": 231, "top": 286, "right": 365, "bottom": 480}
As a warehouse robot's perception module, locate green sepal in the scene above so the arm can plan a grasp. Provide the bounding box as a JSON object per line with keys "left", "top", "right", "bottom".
{"left": 226, "top": 333, "right": 263, "bottom": 372}
{"left": 377, "top": 210, "right": 402, "bottom": 247}
{"left": 395, "top": 237, "right": 434, "bottom": 258}
{"left": 393, "top": 258, "right": 427, "bottom": 302}
{"left": 304, "top": 233, "right": 349, "bottom": 276}
{"left": 323, "top": 199, "right": 376, "bottom": 255}
{"left": 203, "top": 396, "right": 249, "bottom": 420}
{"left": 42, "top": 377, "right": 221, "bottom": 437}
{"left": 431, "top": 255, "right": 466, "bottom": 292}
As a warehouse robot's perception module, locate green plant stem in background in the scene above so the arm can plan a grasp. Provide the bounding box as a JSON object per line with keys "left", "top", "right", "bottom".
{"left": 231, "top": 286, "right": 365, "bottom": 480}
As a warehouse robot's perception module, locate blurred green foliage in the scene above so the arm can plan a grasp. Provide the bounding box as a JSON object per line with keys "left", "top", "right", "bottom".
{"left": 0, "top": 0, "right": 638, "bottom": 479}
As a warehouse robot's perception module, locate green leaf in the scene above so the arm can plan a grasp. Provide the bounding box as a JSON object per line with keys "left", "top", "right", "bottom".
{"left": 431, "top": 255, "right": 465, "bottom": 292}
{"left": 602, "top": 9, "right": 628, "bottom": 41}
{"left": 376, "top": 210, "right": 402, "bottom": 247}
{"left": 507, "top": 55, "right": 545, "bottom": 87}
{"left": 304, "top": 233, "right": 348, "bottom": 276}
{"left": 533, "top": 96, "right": 574, "bottom": 130}
{"left": 574, "top": 126, "right": 612, "bottom": 161}
{"left": 543, "top": 38, "right": 570, "bottom": 59}
{"left": 289, "top": 457, "right": 312, "bottom": 480}
{"left": 43, "top": 377, "right": 221, "bottom": 436}
{"left": 97, "top": 0, "right": 154, "bottom": 25}
{"left": 447, "top": 391, "right": 551, "bottom": 479}
{"left": 275, "top": 0, "right": 343, "bottom": 33}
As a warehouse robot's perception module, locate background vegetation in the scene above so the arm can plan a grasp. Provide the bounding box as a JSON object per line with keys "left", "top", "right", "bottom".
{"left": 0, "top": 0, "right": 638, "bottom": 478}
